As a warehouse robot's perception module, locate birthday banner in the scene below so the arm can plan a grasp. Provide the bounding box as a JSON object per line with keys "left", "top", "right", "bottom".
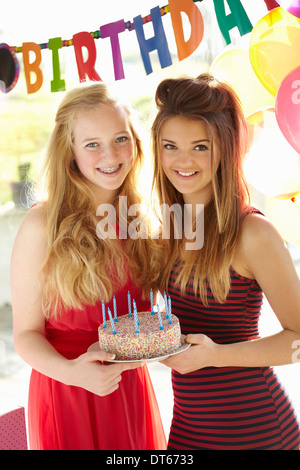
{"left": 0, "top": 0, "right": 255, "bottom": 94}
{"left": 0, "top": 0, "right": 268, "bottom": 94}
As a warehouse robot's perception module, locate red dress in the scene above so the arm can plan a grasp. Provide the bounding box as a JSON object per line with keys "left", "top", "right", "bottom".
{"left": 28, "top": 280, "right": 166, "bottom": 450}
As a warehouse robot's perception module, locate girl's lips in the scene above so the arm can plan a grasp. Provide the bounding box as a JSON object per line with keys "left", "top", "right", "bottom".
{"left": 96, "top": 164, "right": 122, "bottom": 175}
{"left": 174, "top": 169, "right": 199, "bottom": 177}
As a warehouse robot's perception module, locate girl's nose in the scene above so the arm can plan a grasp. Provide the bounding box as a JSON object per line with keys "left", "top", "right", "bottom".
{"left": 177, "top": 149, "right": 193, "bottom": 165}
{"left": 101, "top": 144, "right": 117, "bottom": 160}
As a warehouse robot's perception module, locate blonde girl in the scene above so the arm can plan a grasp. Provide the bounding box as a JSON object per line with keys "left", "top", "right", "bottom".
{"left": 11, "top": 83, "right": 166, "bottom": 450}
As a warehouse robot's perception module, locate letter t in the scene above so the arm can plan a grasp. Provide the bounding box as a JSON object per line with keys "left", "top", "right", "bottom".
{"left": 100, "top": 20, "right": 126, "bottom": 80}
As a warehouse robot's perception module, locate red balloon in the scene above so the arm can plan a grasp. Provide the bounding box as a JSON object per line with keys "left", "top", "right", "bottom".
{"left": 275, "top": 65, "right": 300, "bottom": 154}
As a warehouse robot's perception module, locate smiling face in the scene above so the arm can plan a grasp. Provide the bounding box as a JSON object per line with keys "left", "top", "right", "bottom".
{"left": 160, "top": 115, "right": 220, "bottom": 206}
{"left": 72, "top": 103, "right": 134, "bottom": 204}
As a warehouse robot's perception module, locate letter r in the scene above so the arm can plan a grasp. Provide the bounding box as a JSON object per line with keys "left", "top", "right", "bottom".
{"left": 72, "top": 32, "right": 102, "bottom": 82}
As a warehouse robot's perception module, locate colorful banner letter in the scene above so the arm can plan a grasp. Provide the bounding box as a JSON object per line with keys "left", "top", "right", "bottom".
{"left": 213, "top": 0, "right": 253, "bottom": 45}
{"left": 169, "top": 0, "right": 204, "bottom": 61}
{"left": 133, "top": 6, "right": 172, "bottom": 75}
{"left": 48, "top": 37, "right": 66, "bottom": 92}
{"left": 263, "top": 0, "right": 280, "bottom": 9}
{"left": 72, "top": 31, "right": 102, "bottom": 82}
{"left": 100, "top": 20, "right": 126, "bottom": 81}
{"left": 22, "top": 42, "right": 43, "bottom": 94}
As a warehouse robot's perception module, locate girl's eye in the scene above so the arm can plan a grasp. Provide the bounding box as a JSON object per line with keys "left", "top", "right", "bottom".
{"left": 86, "top": 142, "right": 98, "bottom": 148}
{"left": 116, "top": 136, "right": 128, "bottom": 143}
{"left": 194, "top": 144, "right": 208, "bottom": 151}
{"left": 163, "top": 143, "right": 176, "bottom": 150}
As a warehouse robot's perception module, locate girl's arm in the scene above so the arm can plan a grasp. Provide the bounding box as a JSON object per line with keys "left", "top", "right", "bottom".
{"left": 161, "top": 214, "right": 300, "bottom": 373}
{"left": 11, "top": 205, "right": 141, "bottom": 395}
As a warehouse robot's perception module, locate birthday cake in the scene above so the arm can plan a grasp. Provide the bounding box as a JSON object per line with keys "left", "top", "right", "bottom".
{"left": 98, "top": 311, "right": 181, "bottom": 360}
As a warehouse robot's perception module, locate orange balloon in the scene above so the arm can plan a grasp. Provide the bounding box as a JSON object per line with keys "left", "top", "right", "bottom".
{"left": 210, "top": 46, "right": 275, "bottom": 117}
{"left": 249, "top": 7, "right": 300, "bottom": 95}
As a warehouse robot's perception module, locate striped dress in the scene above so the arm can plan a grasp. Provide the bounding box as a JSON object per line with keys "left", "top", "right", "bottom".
{"left": 167, "top": 264, "right": 300, "bottom": 450}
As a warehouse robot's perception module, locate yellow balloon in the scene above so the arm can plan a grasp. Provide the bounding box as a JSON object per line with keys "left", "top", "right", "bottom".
{"left": 249, "top": 7, "right": 300, "bottom": 95}
{"left": 210, "top": 46, "right": 275, "bottom": 117}
{"left": 265, "top": 194, "right": 300, "bottom": 246}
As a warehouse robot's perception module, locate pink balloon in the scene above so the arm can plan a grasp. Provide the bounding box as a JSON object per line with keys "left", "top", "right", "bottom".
{"left": 275, "top": 66, "right": 300, "bottom": 154}
{"left": 277, "top": 0, "right": 300, "bottom": 18}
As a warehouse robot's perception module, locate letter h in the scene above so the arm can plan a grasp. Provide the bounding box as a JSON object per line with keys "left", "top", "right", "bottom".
{"left": 133, "top": 6, "right": 172, "bottom": 75}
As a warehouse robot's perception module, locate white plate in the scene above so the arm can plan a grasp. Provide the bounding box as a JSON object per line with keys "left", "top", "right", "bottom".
{"left": 87, "top": 335, "right": 190, "bottom": 363}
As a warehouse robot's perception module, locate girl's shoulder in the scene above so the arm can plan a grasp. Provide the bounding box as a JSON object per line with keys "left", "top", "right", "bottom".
{"left": 241, "top": 208, "right": 282, "bottom": 245}
{"left": 16, "top": 203, "right": 47, "bottom": 243}
{"left": 11, "top": 203, "right": 49, "bottom": 281}
{"left": 241, "top": 207, "right": 287, "bottom": 260}
{"left": 232, "top": 207, "right": 286, "bottom": 279}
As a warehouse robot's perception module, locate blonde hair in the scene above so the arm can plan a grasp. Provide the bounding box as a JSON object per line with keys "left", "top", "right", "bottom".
{"left": 40, "top": 83, "right": 161, "bottom": 317}
{"left": 151, "top": 73, "right": 250, "bottom": 304}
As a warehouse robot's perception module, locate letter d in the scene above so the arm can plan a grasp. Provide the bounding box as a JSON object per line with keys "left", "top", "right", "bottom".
{"left": 169, "top": 0, "right": 204, "bottom": 60}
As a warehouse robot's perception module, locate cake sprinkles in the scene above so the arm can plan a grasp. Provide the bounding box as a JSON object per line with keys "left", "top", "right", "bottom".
{"left": 98, "top": 311, "right": 181, "bottom": 360}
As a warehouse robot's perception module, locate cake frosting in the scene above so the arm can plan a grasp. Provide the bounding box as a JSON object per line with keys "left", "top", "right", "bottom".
{"left": 98, "top": 311, "right": 181, "bottom": 360}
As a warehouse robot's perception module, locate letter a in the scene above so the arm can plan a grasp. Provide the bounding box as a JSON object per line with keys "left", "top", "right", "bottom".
{"left": 292, "top": 80, "right": 300, "bottom": 105}
{"left": 169, "top": 0, "right": 204, "bottom": 61}
{"left": 96, "top": 204, "right": 117, "bottom": 239}
{"left": 213, "top": 0, "right": 253, "bottom": 45}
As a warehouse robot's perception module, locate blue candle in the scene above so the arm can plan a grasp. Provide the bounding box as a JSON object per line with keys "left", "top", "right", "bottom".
{"left": 164, "top": 291, "right": 169, "bottom": 319}
{"left": 113, "top": 295, "right": 118, "bottom": 322}
{"left": 150, "top": 289, "right": 154, "bottom": 315}
{"left": 133, "top": 299, "right": 139, "bottom": 333}
{"left": 107, "top": 307, "right": 117, "bottom": 334}
{"left": 168, "top": 296, "right": 172, "bottom": 324}
{"left": 128, "top": 291, "right": 132, "bottom": 317}
{"left": 102, "top": 301, "right": 107, "bottom": 328}
{"left": 157, "top": 303, "right": 164, "bottom": 330}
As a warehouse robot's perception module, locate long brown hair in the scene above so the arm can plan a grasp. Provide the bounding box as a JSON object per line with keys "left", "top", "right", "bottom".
{"left": 151, "top": 73, "right": 250, "bottom": 304}
{"left": 39, "top": 83, "right": 162, "bottom": 317}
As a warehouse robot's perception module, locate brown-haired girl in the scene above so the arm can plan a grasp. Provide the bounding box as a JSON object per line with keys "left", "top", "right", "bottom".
{"left": 152, "top": 73, "right": 300, "bottom": 450}
{"left": 11, "top": 83, "right": 166, "bottom": 450}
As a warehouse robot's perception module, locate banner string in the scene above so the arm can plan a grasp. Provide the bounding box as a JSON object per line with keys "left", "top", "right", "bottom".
{"left": 12, "top": 0, "right": 204, "bottom": 53}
